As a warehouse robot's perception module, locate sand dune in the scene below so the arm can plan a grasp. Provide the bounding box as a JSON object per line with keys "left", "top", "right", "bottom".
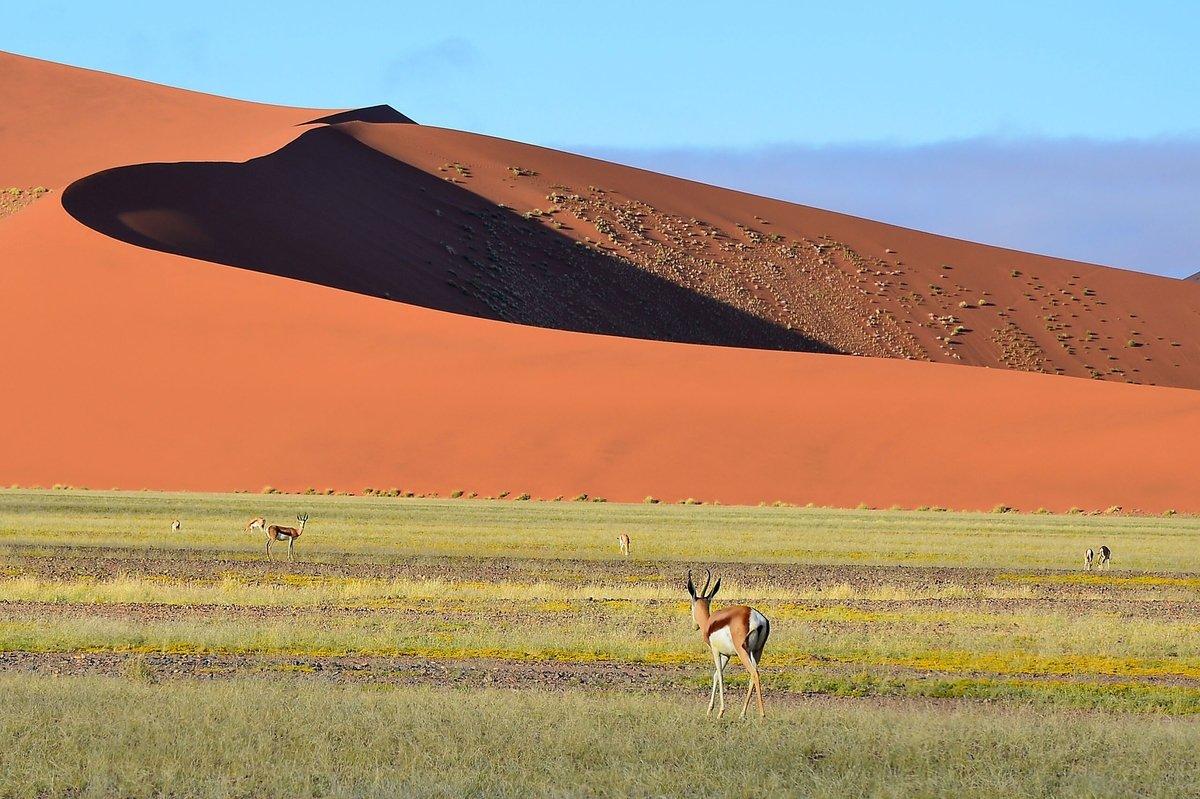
{"left": 2, "top": 51, "right": 1199, "bottom": 510}
{"left": 60, "top": 115, "right": 1200, "bottom": 387}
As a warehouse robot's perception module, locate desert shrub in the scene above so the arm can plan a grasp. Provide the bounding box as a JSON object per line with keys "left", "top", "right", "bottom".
{"left": 261, "top": 486, "right": 279, "bottom": 495}
{"left": 644, "top": 496, "right": 660, "bottom": 504}
{"left": 1067, "top": 506, "right": 1084, "bottom": 515}
{"left": 991, "top": 504, "right": 1014, "bottom": 514}
{"left": 515, "top": 493, "right": 531, "bottom": 501}
{"left": 572, "top": 494, "right": 589, "bottom": 502}
{"left": 497, "top": 491, "right": 510, "bottom": 499}
{"left": 450, "top": 490, "right": 464, "bottom": 499}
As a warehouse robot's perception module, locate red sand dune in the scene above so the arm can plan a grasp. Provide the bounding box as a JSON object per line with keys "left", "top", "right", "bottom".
{"left": 2, "top": 51, "right": 1199, "bottom": 511}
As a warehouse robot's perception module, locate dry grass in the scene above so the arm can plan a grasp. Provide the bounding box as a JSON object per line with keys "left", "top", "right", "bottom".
{"left": 3, "top": 676, "right": 1200, "bottom": 799}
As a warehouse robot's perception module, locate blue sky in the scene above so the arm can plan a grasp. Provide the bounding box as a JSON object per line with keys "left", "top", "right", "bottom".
{"left": 8, "top": 1, "right": 1200, "bottom": 275}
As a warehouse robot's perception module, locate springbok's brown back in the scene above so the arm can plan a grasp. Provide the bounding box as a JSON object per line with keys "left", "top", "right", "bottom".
{"left": 268, "top": 524, "right": 300, "bottom": 540}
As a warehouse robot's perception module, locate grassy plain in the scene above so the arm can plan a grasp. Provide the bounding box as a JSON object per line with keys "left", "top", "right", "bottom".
{"left": 2, "top": 489, "right": 1200, "bottom": 796}
{"left": 2, "top": 488, "right": 1197, "bottom": 568}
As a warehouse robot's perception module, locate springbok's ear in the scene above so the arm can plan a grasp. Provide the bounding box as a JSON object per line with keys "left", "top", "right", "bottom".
{"left": 707, "top": 578, "right": 722, "bottom": 600}
{"left": 686, "top": 570, "right": 696, "bottom": 599}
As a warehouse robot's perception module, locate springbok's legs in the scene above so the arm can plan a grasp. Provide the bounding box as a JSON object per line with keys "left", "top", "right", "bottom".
{"left": 265, "top": 537, "right": 272, "bottom": 560}
{"left": 753, "top": 654, "right": 765, "bottom": 717}
{"left": 288, "top": 538, "right": 295, "bottom": 561}
{"left": 735, "top": 646, "right": 765, "bottom": 719}
{"left": 707, "top": 652, "right": 728, "bottom": 718}
{"left": 707, "top": 651, "right": 722, "bottom": 716}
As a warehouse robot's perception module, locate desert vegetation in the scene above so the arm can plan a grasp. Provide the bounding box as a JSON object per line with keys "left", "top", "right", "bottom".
{"left": 2, "top": 488, "right": 1200, "bottom": 795}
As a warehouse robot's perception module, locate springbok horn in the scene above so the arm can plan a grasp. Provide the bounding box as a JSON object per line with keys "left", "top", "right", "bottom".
{"left": 686, "top": 569, "right": 696, "bottom": 599}
{"left": 701, "top": 568, "right": 712, "bottom": 599}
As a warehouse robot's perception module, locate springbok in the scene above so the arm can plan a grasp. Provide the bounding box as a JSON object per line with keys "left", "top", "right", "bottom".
{"left": 1084, "top": 548, "right": 1094, "bottom": 571}
{"left": 687, "top": 569, "right": 771, "bottom": 719}
{"left": 266, "top": 514, "right": 308, "bottom": 561}
{"left": 171, "top": 519, "right": 181, "bottom": 533}
{"left": 1098, "top": 545, "right": 1111, "bottom": 570}
{"left": 617, "top": 532, "right": 631, "bottom": 558}
{"left": 245, "top": 517, "right": 267, "bottom": 535}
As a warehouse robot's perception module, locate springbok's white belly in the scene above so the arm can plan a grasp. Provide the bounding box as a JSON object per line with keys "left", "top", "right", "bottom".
{"left": 709, "top": 626, "right": 738, "bottom": 656}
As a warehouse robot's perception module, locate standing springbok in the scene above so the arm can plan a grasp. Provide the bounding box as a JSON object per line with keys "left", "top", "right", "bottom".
{"left": 171, "top": 519, "right": 181, "bottom": 533}
{"left": 266, "top": 514, "right": 308, "bottom": 561}
{"left": 1084, "top": 548, "right": 1094, "bottom": 571}
{"left": 617, "top": 532, "right": 631, "bottom": 558}
{"left": 245, "top": 517, "right": 267, "bottom": 535}
{"left": 687, "top": 569, "right": 771, "bottom": 719}
{"left": 1098, "top": 545, "right": 1111, "bottom": 570}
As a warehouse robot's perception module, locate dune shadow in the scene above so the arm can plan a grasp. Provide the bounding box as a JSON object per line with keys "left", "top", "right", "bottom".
{"left": 62, "top": 124, "right": 836, "bottom": 354}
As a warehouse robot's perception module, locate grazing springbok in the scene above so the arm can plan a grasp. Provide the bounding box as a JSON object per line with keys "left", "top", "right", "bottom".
{"left": 171, "top": 519, "right": 181, "bottom": 533}
{"left": 245, "top": 517, "right": 267, "bottom": 535}
{"left": 1098, "top": 545, "right": 1111, "bottom": 570}
{"left": 617, "top": 532, "right": 631, "bottom": 558}
{"left": 1084, "top": 548, "right": 1094, "bottom": 571}
{"left": 687, "top": 569, "right": 771, "bottom": 719}
{"left": 266, "top": 514, "right": 308, "bottom": 561}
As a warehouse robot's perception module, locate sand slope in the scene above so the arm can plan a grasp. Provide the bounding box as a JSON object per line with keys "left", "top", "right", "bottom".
{"left": 2, "top": 51, "right": 1199, "bottom": 510}
{"left": 59, "top": 117, "right": 1200, "bottom": 388}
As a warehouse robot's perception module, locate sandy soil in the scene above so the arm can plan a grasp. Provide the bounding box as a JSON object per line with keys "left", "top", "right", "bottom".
{"left": 2, "top": 51, "right": 1200, "bottom": 510}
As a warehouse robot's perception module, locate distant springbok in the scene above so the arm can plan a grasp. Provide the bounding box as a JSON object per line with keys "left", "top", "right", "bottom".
{"left": 617, "top": 532, "right": 631, "bottom": 558}
{"left": 266, "top": 514, "right": 308, "bottom": 561}
{"left": 171, "top": 519, "right": 181, "bottom": 533}
{"left": 1084, "top": 548, "right": 1094, "bottom": 571}
{"left": 1098, "top": 545, "right": 1111, "bottom": 570}
{"left": 687, "top": 569, "right": 771, "bottom": 719}
{"left": 245, "top": 517, "right": 267, "bottom": 535}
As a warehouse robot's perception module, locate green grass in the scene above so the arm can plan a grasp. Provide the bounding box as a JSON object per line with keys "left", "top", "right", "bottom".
{"left": 2, "top": 488, "right": 1197, "bottom": 568}
{"left": 6, "top": 489, "right": 1200, "bottom": 794}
